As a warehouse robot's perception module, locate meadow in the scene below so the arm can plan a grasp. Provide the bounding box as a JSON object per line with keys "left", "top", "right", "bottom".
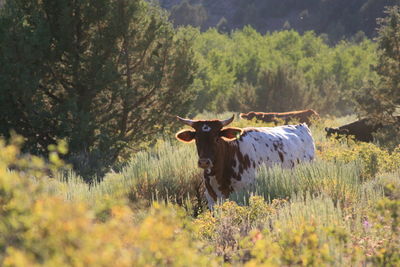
{"left": 1, "top": 114, "right": 399, "bottom": 266}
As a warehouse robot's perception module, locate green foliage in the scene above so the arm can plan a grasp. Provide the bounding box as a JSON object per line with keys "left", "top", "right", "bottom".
{"left": 191, "top": 28, "right": 377, "bottom": 115}
{"left": 0, "top": 0, "right": 197, "bottom": 181}
{"left": 355, "top": 6, "right": 400, "bottom": 131}
{"left": 318, "top": 137, "right": 400, "bottom": 180}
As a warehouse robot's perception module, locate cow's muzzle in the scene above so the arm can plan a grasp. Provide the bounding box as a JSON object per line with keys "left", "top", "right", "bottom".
{"left": 198, "top": 158, "right": 212, "bottom": 169}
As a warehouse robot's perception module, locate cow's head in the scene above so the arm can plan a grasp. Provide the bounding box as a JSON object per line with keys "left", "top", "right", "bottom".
{"left": 240, "top": 112, "right": 255, "bottom": 120}
{"left": 176, "top": 115, "right": 243, "bottom": 169}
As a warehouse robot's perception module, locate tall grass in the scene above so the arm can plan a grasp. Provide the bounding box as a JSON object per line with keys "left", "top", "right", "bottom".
{"left": 231, "top": 160, "right": 365, "bottom": 206}
{"left": 45, "top": 140, "right": 206, "bottom": 212}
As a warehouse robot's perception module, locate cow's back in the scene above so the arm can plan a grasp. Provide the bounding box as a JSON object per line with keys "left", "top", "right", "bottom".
{"left": 337, "top": 119, "right": 382, "bottom": 142}
{"left": 240, "top": 124, "right": 314, "bottom": 167}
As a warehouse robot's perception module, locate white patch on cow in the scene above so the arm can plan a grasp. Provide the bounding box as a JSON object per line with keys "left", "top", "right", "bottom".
{"left": 202, "top": 124, "right": 211, "bottom": 132}
{"left": 232, "top": 155, "right": 239, "bottom": 175}
{"left": 233, "top": 123, "right": 315, "bottom": 190}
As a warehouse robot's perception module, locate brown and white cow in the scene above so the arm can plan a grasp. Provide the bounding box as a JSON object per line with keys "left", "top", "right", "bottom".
{"left": 175, "top": 115, "right": 315, "bottom": 208}
{"left": 240, "top": 109, "right": 320, "bottom": 126}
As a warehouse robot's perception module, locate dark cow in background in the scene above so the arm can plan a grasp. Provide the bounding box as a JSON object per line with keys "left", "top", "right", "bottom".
{"left": 325, "top": 116, "right": 400, "bottom": 142}
{"left": 175, "top": 115, "right": 315, "bottom": 209}
{"left": 240, "top": 109, "right": 320, "bottom": 126}
{"left": 325, "top": 118, "right": 383, "bottom": 142}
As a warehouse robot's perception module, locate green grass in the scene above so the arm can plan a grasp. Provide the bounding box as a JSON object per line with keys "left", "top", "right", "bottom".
{"left": 230, "top": 160, "right": 367, "bottom": 205}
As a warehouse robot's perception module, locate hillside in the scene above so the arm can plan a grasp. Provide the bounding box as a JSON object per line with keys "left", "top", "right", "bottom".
{"left": 159, "top": 0, "right": 398, "bottom": 42}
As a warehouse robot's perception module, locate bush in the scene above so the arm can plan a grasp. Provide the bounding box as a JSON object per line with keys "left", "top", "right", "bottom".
{"left": 318, "top": 138, "right": 400, "bottom": 179}
{"left": 0, "top": 139, "right": 220, "bottom": 266}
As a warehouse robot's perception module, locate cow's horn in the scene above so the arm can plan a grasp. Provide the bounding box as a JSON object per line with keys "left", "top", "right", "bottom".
{"left": 177, "top": 116, "right": 195, "bottom": 127}
{"left": 221, "top": 115, "right": 235, "bottom": 127}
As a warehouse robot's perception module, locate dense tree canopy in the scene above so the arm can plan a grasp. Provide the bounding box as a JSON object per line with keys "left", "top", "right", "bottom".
{"left": 189, "top": 27, "right": 377, "bottom": 115}
{"left": 0, "top": 0, "right": 197, "bottom": 180}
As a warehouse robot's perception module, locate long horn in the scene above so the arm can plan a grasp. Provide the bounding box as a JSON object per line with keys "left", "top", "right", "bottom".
{"left": 221, "top": 115, "right": 235, "bottom": 127}
{"left": 177, "top": 116, "right": 195, "bottom": 127}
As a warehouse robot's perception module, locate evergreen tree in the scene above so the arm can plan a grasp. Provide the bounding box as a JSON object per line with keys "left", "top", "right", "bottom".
{"left": 355, "top": 6, "right": 400, "bottom": 123}
{"left": 170, "top": 0, "right": 208, "bottom": 30}
{"left": 0, "top": 0, "right": 197, "bottom": 181}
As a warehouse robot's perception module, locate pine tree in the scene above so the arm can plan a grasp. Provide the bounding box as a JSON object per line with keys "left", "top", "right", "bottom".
{"left": 353, "top": 6, "right": 400, "bottom": 148}
{"left": 0, "top": 0, "right": 197, "bottom": 181}
{"left": 356, "top": 6, "right": 400, "bottom": 121}
{"left": 355, "top": 6, "right": 400, "bottom": 123}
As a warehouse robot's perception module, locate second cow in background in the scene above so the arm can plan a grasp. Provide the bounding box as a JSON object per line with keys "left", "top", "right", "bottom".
{"left": 240, "top": 109, "right": 320, "bottom": 126}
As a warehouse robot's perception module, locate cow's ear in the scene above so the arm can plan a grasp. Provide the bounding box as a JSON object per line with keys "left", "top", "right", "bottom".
{"left": 220, "top": 127, "right": 243, "bottom": 140}
{"left": 176, "top": 130, "right": 196, "bottom": 143}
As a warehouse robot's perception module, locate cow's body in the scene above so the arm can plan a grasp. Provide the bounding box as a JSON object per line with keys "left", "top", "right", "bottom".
{"left": 202, "top": 124, "right": 315, "bottom": 207}
{"left": 175, "top": 115, "right": 315, "bottom": 209}
{"left": 325, "top": 118, "right": 383, "bottom": 142}
{"left": 240, "top": 109, "right": 320, "bottom": 126}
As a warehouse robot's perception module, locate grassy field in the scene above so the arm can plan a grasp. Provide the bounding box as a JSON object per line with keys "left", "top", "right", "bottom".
{"left": 1, "top": 115, "right": 399, "bottom": 266}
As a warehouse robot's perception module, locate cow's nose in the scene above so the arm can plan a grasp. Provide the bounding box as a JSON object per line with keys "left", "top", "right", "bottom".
{"left": 198, "top": 158, "right": 211, "bottom": 169}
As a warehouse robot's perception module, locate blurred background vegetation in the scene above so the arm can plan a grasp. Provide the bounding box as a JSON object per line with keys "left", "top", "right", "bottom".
{"left": 162, "top": 0, "right": 395, "bottom": 43}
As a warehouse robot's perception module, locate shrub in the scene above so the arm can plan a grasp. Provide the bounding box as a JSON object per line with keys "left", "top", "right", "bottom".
{"left": 318, "top": 138, "right": 400, "bottom": 179}
{"left": 0, "top": 138, "right": 221, "bottom": 266}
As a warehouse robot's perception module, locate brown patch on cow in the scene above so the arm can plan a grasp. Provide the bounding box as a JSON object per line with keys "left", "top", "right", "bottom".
{"left": 273, "top": 140, "right": 284, "bottom": 151}
{"left": 209, "top": 140, "right": 246, "bottom": 194}
{"left": 204, "top": 175, "right": 217, "bottom": 201}
{"left": 278, "top": 151, "right": 284, "bottom": 162}
{"left": 243, "top": 154, "right": 251, "bottom": 168}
